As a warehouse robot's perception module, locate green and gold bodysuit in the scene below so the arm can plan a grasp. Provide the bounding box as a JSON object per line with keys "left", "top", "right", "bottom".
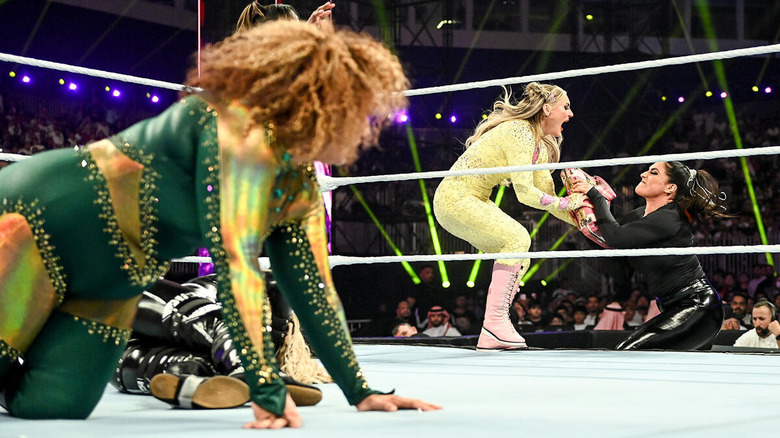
{"left": 0, "top": 95, "right": 376, "bottom": 418}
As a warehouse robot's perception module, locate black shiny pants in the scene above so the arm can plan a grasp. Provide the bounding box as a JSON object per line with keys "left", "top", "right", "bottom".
{"left": 616, "top": 279, "right": 724, "bottom": 350}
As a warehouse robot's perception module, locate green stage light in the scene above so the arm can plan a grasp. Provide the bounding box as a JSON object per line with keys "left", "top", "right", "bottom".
{"left": 467, "top": 254, "right": 483, "bottom": 288}
{"left": 544, "top": 259, "right": 572, "bottom": 284}
{"left": 349, "top": 185, "right": 421, "bottom": 283}
{"left": 406, "top": 125, "right": 450, "bottom": 285}
{"left": 696, "top": 0, "right": 774, "bottom": 266}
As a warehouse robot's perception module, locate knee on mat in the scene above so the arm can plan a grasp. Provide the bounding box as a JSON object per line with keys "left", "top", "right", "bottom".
{"left": 8, "top": 389, "right": 100, "bottom": 419}
{"left": 4, "top": 366, "right": 104, "bottom": 420}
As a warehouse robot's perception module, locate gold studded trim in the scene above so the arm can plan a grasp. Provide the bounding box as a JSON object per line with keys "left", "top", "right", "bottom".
{"left": 0, "top": 339, "right": 21, "bottom": 362}
{"left": 78, "top": 145, "right": 169, "bottom": 286}
{"left": 1, "top": 198, "right": 67, "bottom": 305}
{"left": 71, "top": 314, "right": 132, "bottom": 346}
{"left": 282, "top": 224, "right": 368, "bottom": 392}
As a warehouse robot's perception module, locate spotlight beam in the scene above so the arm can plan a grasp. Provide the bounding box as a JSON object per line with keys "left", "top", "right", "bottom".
{"left": 78, "top": 1, "right": 139, "bottom": 65}
{"left": 345, "top": 181, "right": 421, "bottom": 285}
{"left": 696, "top": 0, "right": 774, "bottom": 266}
{"left": 405, "top": 125, "right": 449, "bottom": 287}
{"left": 20, "top": 1, "right": 51, "bottom": 57}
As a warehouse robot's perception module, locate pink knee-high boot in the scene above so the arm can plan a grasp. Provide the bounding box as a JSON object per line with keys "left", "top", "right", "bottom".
{"left": 477, "top": 263, "right": 528, "bottom": 351}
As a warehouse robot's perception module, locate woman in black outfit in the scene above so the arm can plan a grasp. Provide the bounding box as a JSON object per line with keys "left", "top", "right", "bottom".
{"left": 571, "top": 161, "right": 728, "bottom": 350}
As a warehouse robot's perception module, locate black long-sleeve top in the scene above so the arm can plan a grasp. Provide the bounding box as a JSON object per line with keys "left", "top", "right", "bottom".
{"left": 586, "top": 187, "right": 705, "bottom": 301}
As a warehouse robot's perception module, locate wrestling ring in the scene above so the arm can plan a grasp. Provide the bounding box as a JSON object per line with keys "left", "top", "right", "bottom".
{"left": 2, "top": 33, "right": 780, "bottom": 438}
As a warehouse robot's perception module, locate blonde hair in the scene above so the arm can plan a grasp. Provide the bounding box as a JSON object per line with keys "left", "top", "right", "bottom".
{"left": 277, "top": 313, "right": 332, "bottom": 384}
{"left": 465, "top": 82, "right": 567, "bottom": 164}
{"left": 235, "top": 2, "right": 299, "bottom": 33}
{"left": 187, "top": 20, "right": 409, "bottom": 164}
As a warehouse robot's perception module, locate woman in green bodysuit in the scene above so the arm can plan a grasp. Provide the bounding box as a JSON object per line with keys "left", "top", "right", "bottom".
{"left": 0, "top": 20, "right": 440, "bottom": 428}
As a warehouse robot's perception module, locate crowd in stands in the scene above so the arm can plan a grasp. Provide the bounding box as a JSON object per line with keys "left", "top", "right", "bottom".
{"left": 0, "top": 92, "right": 140, "bottom": 163}
{"left": 355, "top": 261, "right": 779, "bottom": 340}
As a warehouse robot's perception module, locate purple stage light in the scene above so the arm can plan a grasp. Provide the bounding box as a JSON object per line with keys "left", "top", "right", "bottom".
{"left": 22, "top": 75, "right": 31, "bottom": 83}
{"left": 68, "top": 83, "right": 78, "bottom": 91}
{"left": 677, "top": 96, "right": 684, "bottom": 103}
{"left": 765, "top": 87, "right": 772, "bottom": 94}
{"left": 151, "top": 95, "right": 160, "bottom": 103}
{"left": 112, "top": 90, "right": 121, "bottom": 97}
{"left": 720, "top": 91, "right": 727, "bottom": 99}
{"left": 450, "top": 115, "right": 457, "bottom": 123}
{"left": 396, "top": 113, "right": 408, "bottom": 123}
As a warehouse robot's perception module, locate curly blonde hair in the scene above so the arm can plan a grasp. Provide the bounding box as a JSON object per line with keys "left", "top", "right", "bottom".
{"left": 187, "top": 20, "right": 409, "bottom": 164}
{"left": 465, "top": 82, "right": 567, "bottom": 164}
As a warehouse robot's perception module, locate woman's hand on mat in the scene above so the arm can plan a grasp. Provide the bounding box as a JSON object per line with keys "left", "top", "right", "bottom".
{"left": 356, "top": 394, "right": 442, "bottom": 412}
{"left": 244, "top": 395, "right": 302, "bottom": 429}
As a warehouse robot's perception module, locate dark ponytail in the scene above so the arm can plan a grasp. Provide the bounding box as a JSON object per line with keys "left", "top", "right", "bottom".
{"left": 665, "top": 161, "right": 729, "bottom": 222}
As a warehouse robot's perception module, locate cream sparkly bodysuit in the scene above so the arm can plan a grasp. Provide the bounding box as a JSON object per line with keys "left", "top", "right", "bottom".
{"left": 433, "top": 120, "right": 577, "bottom": 266}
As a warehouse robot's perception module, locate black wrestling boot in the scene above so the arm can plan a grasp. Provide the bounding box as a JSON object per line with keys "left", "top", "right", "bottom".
{"left": 181, "top": 273, "right": 290, "bottom": 375}
{"left": 151, "top": 272, "right": 322, "bottom": 408}
{"left": 112, "top": 340, "right": 216, "bottom": 394}
{"left": 138, "top": 272, "right": 322, "bottom": 408}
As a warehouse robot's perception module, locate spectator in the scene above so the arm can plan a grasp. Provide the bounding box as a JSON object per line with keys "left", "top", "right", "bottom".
{"left": 635, "top": 295, "right": 650, "bottom": 322}
{"left": 747, "top": 265, "right": 766, "bottom": 297}
{"left": 525, "top": 300, "right": 548, "bottom": 331}
{"left": 623, "top": 302, "right": 642, "bottom": 329}
{"left": 583, "top": 294, "right": 601, "bottom": 326}
{"left": 572, "top": 306, "right": 592, "bottom": 330}
{"left": 407, "top": 264, "right": 449, "bottom": 327}
{"left": 450, "top": 294, "right": 479, "bottom": 331}
{"left": 755, "top": 264, "right": 778, "bottom": 299}
{"left": 719, "top": 273, "right": 738, "bottom": 299}
{"left": 729, "top": 293, "right": 752, "bottom": 328}
{"left": 392, "top": 323, "right": 423, "bottom": 338}
{"left": 422, "top": 306, "right": 462, "bottom": 337}
{"left": 452, "top": 315, "right": 479, "bottom": 336}
{"left": 733, "top": 301, "right": 780, "bottom": 349}
{"left": 551, "top": 279, "right": 574, "bottom": 300}
{"left": 356, "top": 300, "right": 417, "bottom": 337}
{"left": 555, "top": 303, "right": 574, "bottom": 325}
{"left": 545, "top": 314, "right": 570, "bottom": 331}
{"left": 510, "top": 299, "right": 531, "bottom": 332}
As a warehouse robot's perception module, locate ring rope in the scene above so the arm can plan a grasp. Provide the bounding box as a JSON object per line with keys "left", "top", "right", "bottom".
{"left": 174, "top": 245, "right": 780, "bottom": 268}
{"left": 3, "top": 145, "right": 779, "bottom": 188}
{"left": 0, "top": 52, "right": 200, "bottom": 92}
{"left": 316, "top": 145, "right": 780, "bottom": 192}
{"left": 404, "top": 43, "right": 780, "bottom": 96}
{"left": 0, "top": 153, "right": 28, "bottom": 163}
{"left": 2, "top": 43, "right": 778, "bottom": 98}
{"left": 3, "top": 47, "right": 777, "bottom": 271}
